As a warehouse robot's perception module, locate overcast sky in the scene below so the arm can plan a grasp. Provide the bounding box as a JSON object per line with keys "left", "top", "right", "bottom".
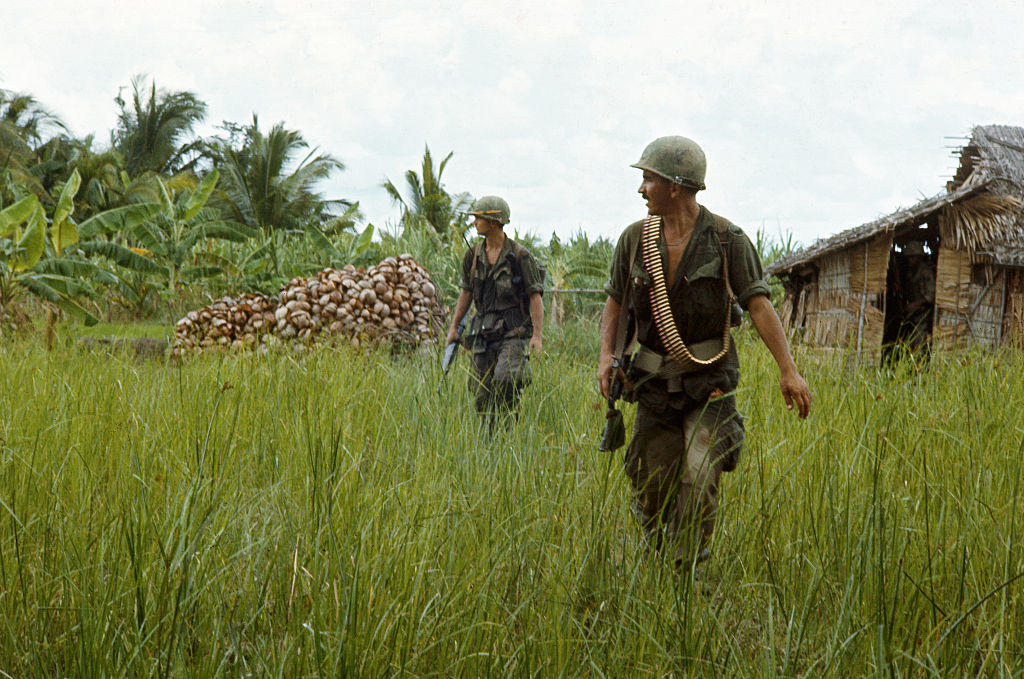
{"left": 4, "top": 0, "right": 1023, "bottom": 248}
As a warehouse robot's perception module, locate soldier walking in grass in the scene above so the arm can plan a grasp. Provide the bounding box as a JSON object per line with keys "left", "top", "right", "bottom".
{"left": 597, "top": 136, "right": 811, "bottom": 572}
{"left": 446, "top": 196, "right": 544, "bottom": 432}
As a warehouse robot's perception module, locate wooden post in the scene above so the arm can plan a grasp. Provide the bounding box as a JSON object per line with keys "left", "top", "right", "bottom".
{"left": 856, "top": 242, "right": 869, "bottom": 360}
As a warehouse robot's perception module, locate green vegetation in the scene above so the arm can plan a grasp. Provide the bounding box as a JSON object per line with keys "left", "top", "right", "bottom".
{"left": 1, "top": 78, "right": 629, "bottom": 330}
{"left": 9, "top": 70, "right": 1006, "bottom": 677}
{"left": 1, "top": 324, "right": 1021, "bottom": 676}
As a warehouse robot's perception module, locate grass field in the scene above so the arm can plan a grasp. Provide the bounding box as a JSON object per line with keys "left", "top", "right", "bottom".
{"left": 0, "top": 323, "right": 1022, "bottom": 677}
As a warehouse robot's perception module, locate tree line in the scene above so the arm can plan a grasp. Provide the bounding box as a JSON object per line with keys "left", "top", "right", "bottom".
{"left": 4, "top": 76, "right": 800, "bottom": 336}
{"left": 1, "top": 76, "right": 616, "bottom": 332}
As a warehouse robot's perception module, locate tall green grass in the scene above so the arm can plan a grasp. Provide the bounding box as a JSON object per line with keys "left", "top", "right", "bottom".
{"left": 0, "top": 327, "right": 1021, "bottom": 676}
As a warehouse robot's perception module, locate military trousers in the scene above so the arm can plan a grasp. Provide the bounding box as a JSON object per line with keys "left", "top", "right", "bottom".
{"left": 469, "top": 337, "right": 532, "bottom": 426}
{"left": 624, "top": 392, "right": 744, "bottom": 564}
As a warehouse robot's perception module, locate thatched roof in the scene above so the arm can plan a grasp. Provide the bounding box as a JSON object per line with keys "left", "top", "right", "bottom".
{"left": 768, "top": 125, "right": 1024, "bottom": 276}
{"left": 949, "top": 125, "right": 1024, "bottom": 193}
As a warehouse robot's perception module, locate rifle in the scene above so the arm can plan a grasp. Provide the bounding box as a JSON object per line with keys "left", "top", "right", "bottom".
{"left": 599, "top": 228, "right": 641, "bottom": 452}
{"left": 436, "top": 315, "right": 468, "bottom": 393}
{"left": 599, "top": 355, "right": 630, "bottom": 452}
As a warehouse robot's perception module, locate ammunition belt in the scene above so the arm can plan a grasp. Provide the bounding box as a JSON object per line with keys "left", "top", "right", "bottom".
{"left": 641, "top": 215, "right": 731, "bottom": 370}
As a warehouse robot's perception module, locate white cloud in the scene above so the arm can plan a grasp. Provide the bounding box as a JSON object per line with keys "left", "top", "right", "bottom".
{"left": 3, "top": 0, "right": 1024, "bottom": 248}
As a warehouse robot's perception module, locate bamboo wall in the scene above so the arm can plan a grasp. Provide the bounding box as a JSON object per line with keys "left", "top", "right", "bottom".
{"left": 1002, "top": 270, "right": 1024, "bottom": 347}
{"left": 798, "top": 236, "right": 890, "bottom": 352}
{"left": 933, "top": 246, "right": 1005, "bottom": 349}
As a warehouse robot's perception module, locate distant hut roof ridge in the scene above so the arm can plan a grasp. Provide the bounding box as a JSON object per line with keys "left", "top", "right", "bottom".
{"left": 768, "top": 124, "right": 1024, "bottom": 275}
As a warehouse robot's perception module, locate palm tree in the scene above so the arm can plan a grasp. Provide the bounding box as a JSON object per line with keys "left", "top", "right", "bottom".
{"left": 205, "top": 116, "right": 346, "bottom": 277}
{"left": 0, "top": 89, "right": 64, "bottom": 148}
{"left": 111, "top": 76, "right": 207, "bottom": 177}
{"left": 0, "top": 88, "right": 63, "bottom": 202}
{"left": 64, "top": 136, "right": 129, "bottom": 217}
{"left": 382, "top": 144, "right": 471, "bottom": 242}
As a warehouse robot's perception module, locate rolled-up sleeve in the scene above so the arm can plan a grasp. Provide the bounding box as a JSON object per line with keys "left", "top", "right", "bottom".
{"left": 726, "top": 226, "right": 772, "bottom": 308}
{"left": 519, "top": 250, "right": 546, "bottom": 296}
{"left": 603, "top": 224, "right": 637, "bottom": 303}
{"left": 459, "top": 248, "right": 475, "bottom": 291}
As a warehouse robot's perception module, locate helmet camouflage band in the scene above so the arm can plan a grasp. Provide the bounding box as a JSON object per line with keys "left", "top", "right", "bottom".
{"left": 631, "top": 136, "right": 707, "bottom": 191}
{"left": 467, "top": 195, "right": 511, "bottom": 225}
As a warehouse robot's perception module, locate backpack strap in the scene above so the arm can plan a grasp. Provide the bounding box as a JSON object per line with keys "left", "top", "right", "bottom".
{"left": 711, "top": 213, "right": 737, "bottom": 304}
{"left": 469, "top": 239, "right": 485, "bottom": 283}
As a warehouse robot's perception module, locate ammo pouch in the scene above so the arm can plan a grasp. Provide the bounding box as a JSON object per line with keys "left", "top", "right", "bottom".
{"left": 479, "top": 313, "right": 506, "bottom": 341}
{"left": 730, "top": 302, "right": 743, "bottom": 327}
{"left": 467, "top": 313, "right": 505, "bottom": 350}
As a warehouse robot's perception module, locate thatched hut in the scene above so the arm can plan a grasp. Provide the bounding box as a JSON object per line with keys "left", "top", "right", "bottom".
{"left": 767, "top": 125, "right": 1024, "bottom": 359}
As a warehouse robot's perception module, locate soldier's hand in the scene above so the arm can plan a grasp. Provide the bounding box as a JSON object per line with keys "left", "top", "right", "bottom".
{"left": 597, "top": 355, "right": 614, "bottom": 400}
{"left": 529, "top": 335, "right": 542, "bottom": 355}
{"left": 780, "top": 370, "right": 811, "bottom": 419}
{"left": 445, "top": 327, "right": 460, "bottom": 345}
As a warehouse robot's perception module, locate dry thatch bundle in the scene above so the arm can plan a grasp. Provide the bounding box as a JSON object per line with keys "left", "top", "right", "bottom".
{"left": 940, "top": 193, "right": 1024, "bottom": 255}
{"left": 171, "top": 254, "right": 445, "bottom": 357}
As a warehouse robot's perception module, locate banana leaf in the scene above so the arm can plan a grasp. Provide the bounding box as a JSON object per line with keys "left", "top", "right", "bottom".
{"left": 12, "top": 208, "right": 46, "bottom": 271}
{"left": 77, "top": 241, "right": 167, "bottom": 274}
{"left": 0, "top": 195, "right": 40, "bottom": 238}
{"left": 18, "top": 275, "right": 99, "bottom": 326}
{"left": 77, "top": 203, "right": 163, "bottom": 238}
{"left": 181, "top": 169, "right": 219, "bottom": 222}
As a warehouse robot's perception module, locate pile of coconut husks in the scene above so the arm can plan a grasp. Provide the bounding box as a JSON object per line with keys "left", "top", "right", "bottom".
{"left": 171, "top": 254, "right": 446, "bottom": 357}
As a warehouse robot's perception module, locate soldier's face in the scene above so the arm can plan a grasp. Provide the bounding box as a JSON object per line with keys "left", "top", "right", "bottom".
{"left": 474, "top": 216, "right": 500, "bottom": 236}
{"left": 638, "top": 172, "right": 673, "bottom": 214}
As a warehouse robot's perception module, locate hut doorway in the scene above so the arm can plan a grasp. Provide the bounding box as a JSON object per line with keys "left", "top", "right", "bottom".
{"left": 883, "top": 239, "right": 938, "bottom": 360}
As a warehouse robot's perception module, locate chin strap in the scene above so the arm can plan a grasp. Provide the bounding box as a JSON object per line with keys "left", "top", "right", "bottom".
{"left": 641, "top": 215, "right": 731, "bottom": 368}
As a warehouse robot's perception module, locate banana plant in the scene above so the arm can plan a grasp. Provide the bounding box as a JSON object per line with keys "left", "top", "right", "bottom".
{"left": 82, "top": 169, "right": 256, "bottom": 292}
{"left": 303, "top": 220, "right": 376, "bottom": 269}
{"left": 0, "top": 175, "right": 99, "bottom": 324}
{"left": 541, "top": 231, "right": 610, "bottom": 325}
{"left": 0, "top": 170, "right": 163, "bottom": 326}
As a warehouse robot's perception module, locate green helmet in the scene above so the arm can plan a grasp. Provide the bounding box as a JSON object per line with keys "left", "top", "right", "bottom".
{"left": 631, "top": 136, "right": 707, "bottom": 191}
{"left": 467, "top": 195, "right": 510, "bottom": 225}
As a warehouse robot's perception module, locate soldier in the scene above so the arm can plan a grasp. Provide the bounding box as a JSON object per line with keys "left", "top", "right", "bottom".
{"left": 446, "top": 196, "right": 544, "bottom": 431}
{"left": 597, "top": 136, "right": 811, "bottom": 571}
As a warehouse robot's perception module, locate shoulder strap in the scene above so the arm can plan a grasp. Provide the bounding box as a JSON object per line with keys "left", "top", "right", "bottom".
{"left": 711, "top": 213, "right": 736, "bottom": 302}
{"left": 510, "top": 240, "right": 525, "bottom": 266}
{"left": 469, "top": 240, "right": 485, "bottom": 283}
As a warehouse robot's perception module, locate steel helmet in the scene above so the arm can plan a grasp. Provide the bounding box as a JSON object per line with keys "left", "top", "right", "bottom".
{"left": 631, "top": 136, "right": 707, "bottom": 191}
{"left": 467, "top": 195, "right": 510, "bottom": 225}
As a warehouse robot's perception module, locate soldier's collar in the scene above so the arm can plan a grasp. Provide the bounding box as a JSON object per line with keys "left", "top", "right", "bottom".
{"left": 693, "top": 205, "right": 715, "bottom": 236}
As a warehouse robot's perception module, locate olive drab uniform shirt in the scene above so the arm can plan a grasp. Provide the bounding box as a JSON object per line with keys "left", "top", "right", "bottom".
{"left": 460, "top": 238, "right": 544, "bottom": 349}
{"left": 604, "top": 206, "right": 771, "bottom": 407}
